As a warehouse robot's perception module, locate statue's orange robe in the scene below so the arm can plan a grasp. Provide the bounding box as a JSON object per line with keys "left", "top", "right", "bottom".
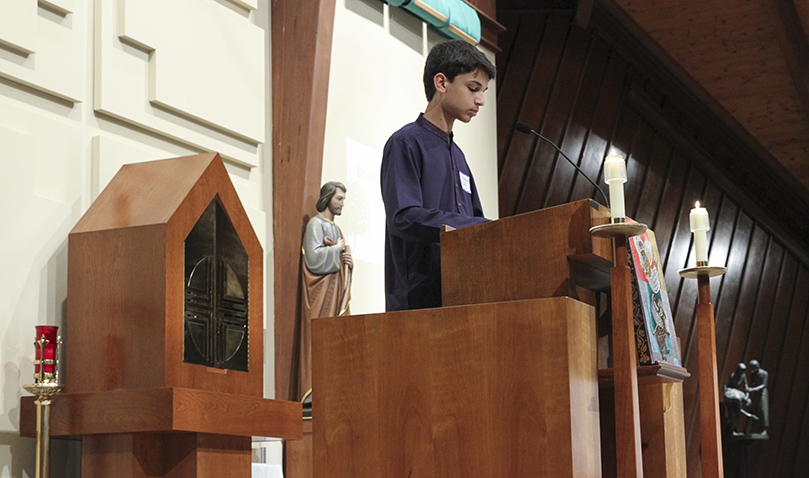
{"left": 298, "top": 215, "right": 351, "bottom": 400}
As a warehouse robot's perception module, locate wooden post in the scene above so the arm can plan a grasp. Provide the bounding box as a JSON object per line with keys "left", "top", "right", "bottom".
{"left": 611, "top": 235, "right": 644, "bottom": 478}
{"left": 679, "top": 265, "right": 727, "bottom": 478}
{"left": 697, "top": 274, "right": 724, "bottom": 478}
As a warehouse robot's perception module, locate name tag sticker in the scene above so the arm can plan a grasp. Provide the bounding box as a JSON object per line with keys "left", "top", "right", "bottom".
{"left": 459, "top": 171, "right": 471, "bottom": 194}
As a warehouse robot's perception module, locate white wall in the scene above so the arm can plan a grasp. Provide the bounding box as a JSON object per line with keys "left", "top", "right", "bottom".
{"left": 0, "top": 1, "right": 273, "bottom": 476}
{"left": 0, "top": 0, "right": 500, "bottom": 475}
{"left": 322, "top": 0, "right": 499, "bottom": 315}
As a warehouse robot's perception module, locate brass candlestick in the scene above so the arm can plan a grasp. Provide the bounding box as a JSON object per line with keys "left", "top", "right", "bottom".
{"left": 23, "top": 333, "right": 64, "bottom": 478}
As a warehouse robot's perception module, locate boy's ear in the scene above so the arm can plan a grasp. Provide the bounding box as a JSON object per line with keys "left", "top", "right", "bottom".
{"left": 433, "top": 73, "right": 449, "bottom": 95}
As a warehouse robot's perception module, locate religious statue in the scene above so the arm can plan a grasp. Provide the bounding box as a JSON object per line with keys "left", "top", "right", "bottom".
{"left": 723, "top": 360, "right": 769, "bottom": 438}
{"left": 724, "top": 363, "right": 751, "bottom": 435}
{"left": 746, "top": 360, "right": 769, "bottom": 435}
{"left": 298, "top": 181, "right": 353, "bottom": 404}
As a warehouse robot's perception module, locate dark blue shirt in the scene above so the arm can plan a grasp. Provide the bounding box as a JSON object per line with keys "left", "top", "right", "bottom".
{"left": 381, "top": 114, "right": 487, "bottom": 311}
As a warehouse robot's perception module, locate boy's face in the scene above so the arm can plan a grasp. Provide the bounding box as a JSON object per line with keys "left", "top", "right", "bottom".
{"left": 438, "top": 68, "right": 489, "bottom": 124}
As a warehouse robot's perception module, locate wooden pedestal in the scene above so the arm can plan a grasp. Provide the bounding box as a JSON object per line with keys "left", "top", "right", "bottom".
{"left": 81, "top": 433, "right": 251, "bottom": 478}
{"left": 23, "top": 154, "right": 303, "bottom": 477}
{"left": 20, "top": 387, "right": 303, "bottom": 478}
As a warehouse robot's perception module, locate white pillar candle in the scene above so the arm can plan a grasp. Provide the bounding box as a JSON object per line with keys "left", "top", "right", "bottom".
{"left": 689, "top": 201, "right": 710, "bottom": 264}
{"left": 603, "top": 150, "right": 627, "bottom": 221}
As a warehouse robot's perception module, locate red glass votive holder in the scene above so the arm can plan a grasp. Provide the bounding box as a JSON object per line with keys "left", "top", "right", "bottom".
{"left": 34, "top": 325, "right": 59, "bottom": 380}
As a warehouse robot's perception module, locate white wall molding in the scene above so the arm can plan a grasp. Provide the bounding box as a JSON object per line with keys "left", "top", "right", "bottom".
{"left": 94, "top": 0, "right": 265, "bottom": 167}
{"left": 0, "top": 0, "right": 84, "bottom": 103}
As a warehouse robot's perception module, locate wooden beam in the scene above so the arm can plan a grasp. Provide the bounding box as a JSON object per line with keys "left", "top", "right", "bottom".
{"left": 575, "top": 0, "right": 595, "bottom": 29}
{"left": 272, "top": 0, "right": 338, "bottom": 402}
{"left": 768, "top": 0, "right": 809, "bottom": 136}
{"left": 465, "top": 0, "right": 506, "bottom": 52}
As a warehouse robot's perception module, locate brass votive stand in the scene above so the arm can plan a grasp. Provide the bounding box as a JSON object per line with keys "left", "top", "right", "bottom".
{"left": 22, "top": 334, "right": 64, "bottom": 478}
{"left": 679, "top": 265, "right": 727, "bottom": 478}
{"left": 591, "top": 219, "right": 648, "bottom": 478}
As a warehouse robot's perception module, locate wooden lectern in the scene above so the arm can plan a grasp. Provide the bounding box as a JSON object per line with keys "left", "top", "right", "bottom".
{"left": 312, "top": 200, "right": 688, "bottom": 477}
{"left": 313, "top": 297, "right": 600, "bottom": 477}
{"left": 21, "top": 154, "right": 301, "bottom": 477}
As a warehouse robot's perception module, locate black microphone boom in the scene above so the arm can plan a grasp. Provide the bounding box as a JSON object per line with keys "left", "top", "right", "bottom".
{"left": 515, "top": 121, "right": 609, "bottom": 208}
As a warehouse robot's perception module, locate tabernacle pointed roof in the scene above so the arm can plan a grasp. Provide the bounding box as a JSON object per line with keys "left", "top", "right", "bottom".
{"left": 72, "top": 152, "right": 248, "bottom": 234}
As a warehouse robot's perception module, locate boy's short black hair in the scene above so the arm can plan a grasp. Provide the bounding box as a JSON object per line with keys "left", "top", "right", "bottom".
{"left": 423, "top": 40, "right": 496, "bottom": 101}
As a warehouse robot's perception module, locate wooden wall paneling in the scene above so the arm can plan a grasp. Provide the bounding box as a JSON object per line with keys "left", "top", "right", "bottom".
{"left": 792, "top": 390, "right": 809, "bottom": 477}
{"left": 493, "top": 12, "right": 520, "bottom": 82}
{"left": 632, "top": 136, "right": 674, "bottom": 227}
{"left": 569, "top": 48, "right": 628, "bottom": 204}
{"left": 719, "top": 226, "right": 770, "bottom": 381}
{"left": 499, "top": 16, "right": 570, "bottom": 215}
{"left": 757, "top": 265, "right": 809, "bottom": 476}
{"left": 534, "top": 26, "right": 592, "bottom": 210}
{"left": 742, "top": 241, "right": 786, "bottom": 360}
{"left": 772, "top": 282, "right": 809, "bottom": 476}
{"left": 758, "top": 255, "right": 801, "bottom": 382}
{"left": 745, "top": 251, "right": 797, "bottom": 469}
{"left": 272, "top": 0, "right": 337, "bottom": 402}
{"left": 622, "top": 116, "right": 656, "bottom": 220}
{"left": 561, "top": 35, "right": 608, "bottom": 205}
{"left": 542, "top": 31, "right": 609, "bottom": 207}
{"left": 496, "top": 12, "right": 548, "bottom": 172}
{"left": 713, "top": 211, "right": 754, "bottom": 370}
{"left": 496, "top": 7, "right": 809, "bottom": 476}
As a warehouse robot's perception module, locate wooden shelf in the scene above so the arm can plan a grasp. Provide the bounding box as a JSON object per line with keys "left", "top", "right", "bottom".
{"left": 598, "top": 363, "right": 690, "bottom": 387}
{"left": 20, "top": 387, "right": 302, "bottom": 440}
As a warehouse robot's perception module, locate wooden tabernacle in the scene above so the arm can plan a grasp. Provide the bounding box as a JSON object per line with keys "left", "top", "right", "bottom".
{"left": 21, "top": 153, "right": 301, "bottom": 478}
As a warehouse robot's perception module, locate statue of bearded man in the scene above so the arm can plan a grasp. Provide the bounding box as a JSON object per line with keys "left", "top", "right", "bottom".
{"left": 298, "top": 181, "right": 353, "bottom": 401}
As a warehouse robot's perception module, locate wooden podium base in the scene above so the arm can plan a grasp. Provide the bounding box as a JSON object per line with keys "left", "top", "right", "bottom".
{"left": 81, "top": 432, "right": 251, "bottom": 478}
{"left": 284, "top": 421, "right": 313, "bottom": 478}
{"left": 312, "top": 297, "right": 601, "bottom": 477}
{"left": 20, "top": 387, "right": 302, "bottom": 478}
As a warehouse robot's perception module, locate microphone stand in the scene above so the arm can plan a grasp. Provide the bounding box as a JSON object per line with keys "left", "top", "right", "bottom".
{"left": 515, "top": 122, "right": 610, "bottom": 209}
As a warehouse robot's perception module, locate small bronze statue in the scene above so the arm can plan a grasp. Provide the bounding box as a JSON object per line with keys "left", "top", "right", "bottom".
{"left": 746, "top": 360, "right": 769, "bottom": 436}
{"left": 724, "top": 363, "right": 751, "bottom": 435}
{"left": 723, "top": 360, "right": 769, "bottom": 438}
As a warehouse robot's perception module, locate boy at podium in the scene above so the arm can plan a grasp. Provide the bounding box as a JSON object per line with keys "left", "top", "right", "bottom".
{"left": 380, "top": 40, "right": 495, "bottom": 311}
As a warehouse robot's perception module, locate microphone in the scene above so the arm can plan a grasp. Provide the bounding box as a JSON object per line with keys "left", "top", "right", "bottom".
{"left": 515, "top": 121, "right": 609, "bottom": 208}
